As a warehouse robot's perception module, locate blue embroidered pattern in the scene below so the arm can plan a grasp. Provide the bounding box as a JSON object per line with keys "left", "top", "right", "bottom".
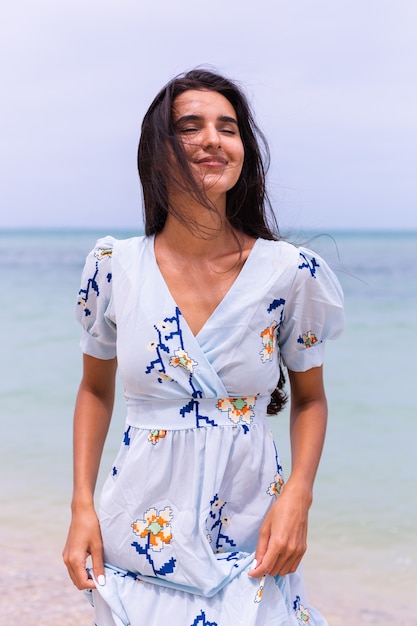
{"left": 293, "top": 595, "right": 311, "bottom": 623}
{"left": 267, "top": 297, "right": 286, "bottom": 314}
{"left": 190, "top": 611, "right": 218, "bottom": 626}
{"left": 207, "top": 494, "right": 236, "bottom": 552}
{"left": 298, "top": 252, "right": 319, "bottom": 278}
{"left": 145, "top": 307, "right": 218, "bottom": 428}
{"left": 180, "top": 398, "right": 218, "bottom": 428}
{"left": 131, "top": 506, "right": 176, "bottom": 577}
{"left": 77, "top": 247, "right": 112, "bottom": 316}
{"left": 267, "top": 441, "right": 285, "bottom": 496}
{"left": 77, "top": 261, "right": 100, "bottom": 317}
{"left": 297, "top": 330, "right": 320, "bottom": 348}
{"left": 123, "top": 426, "right": 131, "bottom": 446}
{"left": 260, "top": 298, "right": 285, "bottom": 363}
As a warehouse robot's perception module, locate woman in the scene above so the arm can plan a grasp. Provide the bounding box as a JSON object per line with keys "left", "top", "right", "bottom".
{"left": 63, "top": 69, "right": 344, "bottom": 626}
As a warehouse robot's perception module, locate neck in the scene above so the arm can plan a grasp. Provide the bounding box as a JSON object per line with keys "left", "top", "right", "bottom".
{"left": 158, "top": 214, "right": 237, "bottom": 259}
{"left": 159, "top": 193, "right": 235, "bottom": 258}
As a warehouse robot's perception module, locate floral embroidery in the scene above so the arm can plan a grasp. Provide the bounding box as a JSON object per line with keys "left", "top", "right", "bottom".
{"left": 298, "top": 252, "right": 319, "bottom": 278}
{"left": 260, "top": 321, "right": 278, "bottom": 362}
{"left": 145, "top": 308, "right": 186, "bottom": 383}
{"left": 148, "top": 429, "right": 167, "bottom": 445}
{"left": 190, "top": 611, "right": 218, "bottom": 626}
{"left": 298, "top": 330, "right": 319, "bottom": 348}
{"left": 169, "top": 348, "right": 198, "bottom": 373}
{"left": 131, "top": 506, "right": 176, "bottom": 576}
{"left": 94, "top": 247, "right": 113, "bottom": 260}
{"left": 216, "top": 396, "right": 256, "bottom": 426}
{"left": 254, "top": 575, "right": 266, "bottom": 603}
{"left": 159, "top": 372, "right": 174, "bottom": 381}
{"left": 77, "top": 263, "right": 100, "bottom": 316}
{"left": 212, "top": 496, "right": 224, "bottom": 511}
{"left": 293, "top": 596, "right": 310, "bottom": 623}
{"left": 145, "top": 309, "right": 212, "bottom": 428}
{"left": 206, "top": 494, "right": 236, "bottom": 552}
{"left": 156, "top": 320, "right": 172, "bottom": 332}
{"left": 267, "top": 297, "right": 285, "bottom": 314}
{"left": 77, "top": 245, "right": 112, "bottom": 317}
{"left": 267, "top": 472, "right": 284, "bottom": 497}
{"left": 123, "top": 426, "right": 131, "bottom": 446}
{"left": 132, "top": 506, "right": 173, "bottom": 552}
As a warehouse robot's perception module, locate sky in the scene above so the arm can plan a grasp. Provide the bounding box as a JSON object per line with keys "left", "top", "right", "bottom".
{"left": 1, "top": 0, "right": 416, "bottom": 232}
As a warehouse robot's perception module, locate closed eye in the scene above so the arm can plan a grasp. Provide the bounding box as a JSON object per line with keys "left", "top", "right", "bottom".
{"left": 219, "top": 127, "right": 237, "bottom": 135}
{"left": 179, "top": 127, "right": 199, "bottom": 133}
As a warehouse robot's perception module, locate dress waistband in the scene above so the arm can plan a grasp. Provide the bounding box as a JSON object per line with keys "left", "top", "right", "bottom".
{"left": 125, "top": 396, "right": 270, "bottom": 430}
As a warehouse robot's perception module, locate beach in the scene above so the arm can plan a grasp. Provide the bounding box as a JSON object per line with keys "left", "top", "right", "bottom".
{"left": 1, "top": 229, "right": 416, "bottom": 625}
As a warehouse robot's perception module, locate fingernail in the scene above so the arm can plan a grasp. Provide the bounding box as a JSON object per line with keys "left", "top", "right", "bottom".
{"left": 97, "top": 574, "right": 106, "bottom": 586}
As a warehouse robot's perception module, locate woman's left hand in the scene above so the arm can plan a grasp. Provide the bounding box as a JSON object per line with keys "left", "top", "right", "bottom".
{"left": 248, "top": 479, "right": 312, "bottom": 578}
{"left": 249, "top": 366, "right": 327, "bottom": 579}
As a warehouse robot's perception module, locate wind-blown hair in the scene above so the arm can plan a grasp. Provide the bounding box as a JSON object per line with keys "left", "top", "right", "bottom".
{"left": 138, "top": 68, "right": 279, "bottom": 241}
{"left": 137, "top": 68, "right": 287, "bottom": 415}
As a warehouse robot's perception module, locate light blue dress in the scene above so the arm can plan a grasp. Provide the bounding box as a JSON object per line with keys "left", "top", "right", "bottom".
{"left": 76, "top": 235, "right": 344, "bottom": 626}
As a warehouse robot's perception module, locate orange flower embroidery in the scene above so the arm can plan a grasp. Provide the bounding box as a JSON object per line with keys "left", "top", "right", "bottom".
{"left": 267, "top": 473, "right": 284, "bottom": 497}
{"left": 294, "top": 596, "right": 311, "bottom": 623}
{"left": 254, "top": 575, "right": 266, "bottom": 603}
{"left": 148, "top": 429, "right": 167, "bottom": 445}
{"left": 299, "top": 330, "right": 318, "bottom": 348}
{"left": 260, "top": 321, "right": 278, "bottom": 362}
{"left": 216, "top": 396, "right": 257, "bottom": 425}
{"left": 132, "top": 506, "right": 173, "bottom": 552}
{"left": 169, "top": 349, "right": 197, "bottom": 373}
{"left": 94, "top": 247, "right": 113, "bottom": 260}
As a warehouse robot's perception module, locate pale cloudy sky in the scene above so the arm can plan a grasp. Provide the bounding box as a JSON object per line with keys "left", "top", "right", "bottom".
{"left": 1, "top": 0, "right": 416, "bottom": 231}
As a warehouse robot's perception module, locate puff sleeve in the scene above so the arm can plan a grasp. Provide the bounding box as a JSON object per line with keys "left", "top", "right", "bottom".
{"left": 278, "top": 247, "right": 344, "bottom": 372}
{"left": 75, "top": 236, "right": 117, "bottom": 360}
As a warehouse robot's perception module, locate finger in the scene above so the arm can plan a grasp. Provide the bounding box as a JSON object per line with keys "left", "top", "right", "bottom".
{"left": 248, "top": 540, "right": 281, "bottom": 578}
{"left": 63, "top": 542, "right": 94, "bottom": 591}
{"left": 271, "top": 549, "right": 304, "bottom": 577}
{"left": 65, "top": 555, "right": 96, "bottom": 590}
{"left": 251, "top": 546, "right": 282, "bottom": 577}
{"left": 91, "top": 541, "right": 106, "bottom": 587}
{"left": 248, "top": 525, "right": 271, "bottom": 577}
{"left": 247, "top": 558, "right": 261, "bottom": 578}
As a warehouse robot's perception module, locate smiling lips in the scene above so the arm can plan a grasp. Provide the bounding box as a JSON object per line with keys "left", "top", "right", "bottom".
{"left": 196, "top": 156, "right": 227, "bottom": 166}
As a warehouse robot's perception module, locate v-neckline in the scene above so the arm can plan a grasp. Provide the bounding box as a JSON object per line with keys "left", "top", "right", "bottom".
{"left": 150, "top": 235, "right": 260, "bottom": 339}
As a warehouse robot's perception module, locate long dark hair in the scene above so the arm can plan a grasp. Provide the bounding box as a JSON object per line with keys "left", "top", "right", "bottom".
{"left": 138, "top": 68, "right": 280, "bottom": 240}
{"left": 138, "top": 68, "right": 287, "bottom": 414}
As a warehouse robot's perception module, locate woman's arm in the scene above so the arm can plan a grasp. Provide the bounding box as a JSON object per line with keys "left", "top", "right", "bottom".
{"left": 249, "top": 365, "right": 327, "bottom": 578}
{"left": 63, "top": 354, "right": 117, "bottom": 589}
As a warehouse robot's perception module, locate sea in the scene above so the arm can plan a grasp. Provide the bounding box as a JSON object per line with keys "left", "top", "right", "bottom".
{"left": 0, "top": 229, "right": 416, "bottom": 624}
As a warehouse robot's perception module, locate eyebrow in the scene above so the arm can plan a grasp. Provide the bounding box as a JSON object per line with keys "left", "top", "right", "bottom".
{"left": 175, "top": 114, "right": 239, "bottom": 126}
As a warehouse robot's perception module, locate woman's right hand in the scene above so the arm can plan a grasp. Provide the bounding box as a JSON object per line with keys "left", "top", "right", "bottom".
{"left": 62, "top": 505, "right": 105, "bottom": 590}
{"left": 63, "top": 355, "right": 117, "bottom": 589}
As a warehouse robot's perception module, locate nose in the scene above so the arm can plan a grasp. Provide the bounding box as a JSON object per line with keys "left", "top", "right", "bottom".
{"left": 202, "top": 123, "right": 221, "bottom": 149}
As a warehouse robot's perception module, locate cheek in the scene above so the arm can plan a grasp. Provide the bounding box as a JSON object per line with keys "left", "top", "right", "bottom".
{"left": 235, "top": 142, "right": 244, "bottom": 168}
{"left": 235, "top": 147, "right": 245, "bottom": 176}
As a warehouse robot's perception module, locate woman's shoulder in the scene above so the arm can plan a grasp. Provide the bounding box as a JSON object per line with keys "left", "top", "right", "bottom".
{"left": 256, "top": 237, "right": 304, "bottom": 266}
{"left": 90, "top": 235, "right": 117, "bottom": 260}
{"left": 258, "top": 238, "right": 330, "bottom": 271}
{"left": 257, "top": 238, "right": 343, "bottom": 303}
{"left": 88, "top": 234, "right": 150, "bottom": 259}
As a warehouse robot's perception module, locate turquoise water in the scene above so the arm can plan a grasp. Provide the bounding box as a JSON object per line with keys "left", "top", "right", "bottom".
{"left": 1, "top": 229, "right": 416, "bottom": 603}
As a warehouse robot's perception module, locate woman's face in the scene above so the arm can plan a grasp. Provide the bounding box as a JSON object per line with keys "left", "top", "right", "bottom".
{"left": 172, "top": 89, "right": 244, "bottom": 199}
